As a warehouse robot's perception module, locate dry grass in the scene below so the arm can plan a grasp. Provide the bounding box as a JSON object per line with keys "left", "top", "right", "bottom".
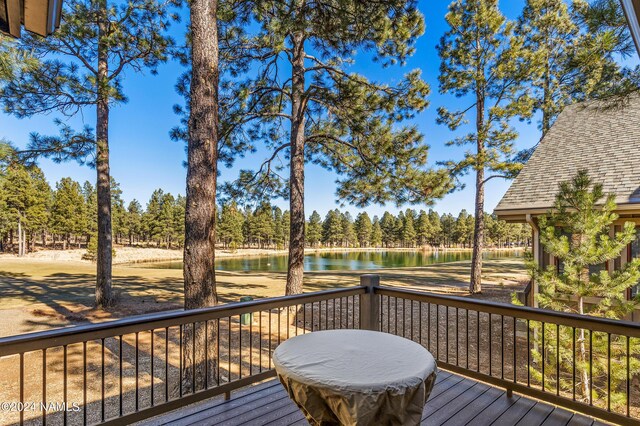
{"left": 0, "top": 257, "right": 529, "bottom": 425}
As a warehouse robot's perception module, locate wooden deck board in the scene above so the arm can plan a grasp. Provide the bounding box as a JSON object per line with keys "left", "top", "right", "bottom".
{"left": 140, "top": 371, "right": 606, "bottom": 426}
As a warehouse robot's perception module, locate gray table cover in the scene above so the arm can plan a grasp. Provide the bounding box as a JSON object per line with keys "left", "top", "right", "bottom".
{"left": 272, "top": 329, "right": 437, "bottom": 426}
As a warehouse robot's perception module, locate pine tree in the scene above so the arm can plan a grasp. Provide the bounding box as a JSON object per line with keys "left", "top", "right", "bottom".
{"left": 218, "top": 202, "right": 245, "bottom": 250}
{"left": 306, "top": 211, "right": 323, "bottom": 247}
{"left": 322, "top": 210, "right": 343, "bottom": 247}
{"left": 2, "top": 0, "right": 174, "bottom": 307}
{"left": 371, "top": 217, "right": 383, "bottom": 248}
{"left": 50, "top": 178, "right": 86, "bottom": 251}
{"left": 380, "top": 212, "right": 397, "bottom": 248}
{"left": 354, "top": 212, "right": 373, "bottom": 248}
{"left": 1, "top": 163, "right": 51, "bottom": 255}
{"left": 402, "top": 211, "right": 417, "bottom": 248}
{"left": 273, "top": 207, "right": 285, "bottom": 249}
{"left": 428, "top": 209, "right": 442, "bottom": 246}
{"left": 416, "top": 210, "right": 431, "bottom": 246}
{"left": 224, "top": 0, "right": 451, "bottom": 295}
{"left": 516, "top": 0, "right": 579, "bottom": 136}
{"left": 438, "top": 0, "right": 531, "bottom": 293}
{"left": 527, "top": 170, "right": 640, "bottom": 406}
{"left": 111, "top": 178, "right": 126, "bottom": 245}
{"left": 454, "top": 209, "right": 473, "bottom": 248}
{"left": 341, "top": 213, "right": 357, "bottom": 248}
{"left": 125, "top": 200, "right": 143, "bottom": 246}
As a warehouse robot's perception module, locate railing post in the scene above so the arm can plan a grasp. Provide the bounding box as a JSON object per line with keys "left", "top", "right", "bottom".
{"left": 360, "top": 274, "right": 380, "bottom": 331}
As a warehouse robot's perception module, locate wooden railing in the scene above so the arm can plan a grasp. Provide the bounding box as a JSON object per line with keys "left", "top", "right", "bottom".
{"left": 0, "top": 287, "right": 363, "bottom": 426}
{"left": 1, "top": 274, "right": 639, "bottom": 425}
{"left": 373, "top": 283, "right": 640, "bottom": 426}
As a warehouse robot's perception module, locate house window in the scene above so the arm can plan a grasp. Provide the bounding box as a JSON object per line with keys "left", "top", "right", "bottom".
{"left": 629, "top": 228, "right": 640, "bottom": 298}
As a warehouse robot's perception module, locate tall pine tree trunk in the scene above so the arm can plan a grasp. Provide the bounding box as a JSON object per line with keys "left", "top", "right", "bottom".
{"left": 17, "top": 215, "right": 23, "bottom": 257}
{"left": 541, "top": 58, "right": 551, "bottom": 136}
{"left": 286, "top": 31, "right": 306, "bottom": 296}
{"left": 182, "top": 0, "right": 219, "bottom": 392}
{"left": 95, "top": 8, "right": 113, "bottom": 308}
{"left": 470, "top": 90, "right": 485, "bottom": 294}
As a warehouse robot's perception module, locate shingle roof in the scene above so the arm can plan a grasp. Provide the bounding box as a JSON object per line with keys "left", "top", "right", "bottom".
{"left": 494, "top": 95, "right": 640, "bottom": 214}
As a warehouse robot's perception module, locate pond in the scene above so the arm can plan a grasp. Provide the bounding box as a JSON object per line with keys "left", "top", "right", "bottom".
{"left": 131, "top": 249, "right": 523, "bottom": 272}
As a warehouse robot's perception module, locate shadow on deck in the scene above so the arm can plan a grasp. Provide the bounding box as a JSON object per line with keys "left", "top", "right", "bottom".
{"left": 138, "top": 370, "right": 607, "bottom": 426}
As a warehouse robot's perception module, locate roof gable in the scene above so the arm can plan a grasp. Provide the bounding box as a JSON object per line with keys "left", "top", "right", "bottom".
{"left": 494, "top": 95, "right": 640, "bottom": 214}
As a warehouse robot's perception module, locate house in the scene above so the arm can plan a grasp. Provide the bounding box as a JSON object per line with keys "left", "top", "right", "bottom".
{"left": 494, "top": 95, "right": 640, "bottom": 315}
{"left": 0, "top": 0, "right": 62, "bottom": 37}
{"left": 622, "top": 0, "right": 640, "bottom": 54}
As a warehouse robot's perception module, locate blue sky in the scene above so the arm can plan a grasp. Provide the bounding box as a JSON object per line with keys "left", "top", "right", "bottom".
{"left": 0, "top": 0, "right": 618, "bottom": 219}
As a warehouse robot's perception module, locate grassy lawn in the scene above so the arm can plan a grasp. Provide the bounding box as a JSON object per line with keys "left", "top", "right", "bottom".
{"left": 0, "top": 257, "right": 527, "bottom": 337}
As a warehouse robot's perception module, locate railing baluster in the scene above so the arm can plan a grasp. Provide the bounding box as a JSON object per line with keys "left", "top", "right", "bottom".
{"left": 513, "top": 317, "right": 516, "bottom": 384}
{"left": 101, "top": 338, "right": 105, "bottom": 422}
{"left": 500, "top": 315, "right": 504, "bottom": 380}
{"left": 352, "top": 295, "right": 356, "bottom": 328}
{"left": 259, "top": 312, "right": 262, "bottom": 372}
{"left": 136, "top": 332, "right": 139, "bottom": 411}
{"left": 411, "top": 300, "right": 414, "bottom": 341}
{"left": 42, "top": 349, "right": 46, "bottom": 426}
{"left": 489, "top": 313, "right": 492, "bottom": 376}
{"left": 572, "top": 327, "right": 576, "bottom": 401}
{"left": 466, "top": 310, "right": 470, "bottom": 370}
{"left": 239, "top": 318, "right": 242, "bottom": 380}
{"left": 436, "top": 305, "right": 440, "bottom": 361}
{"left": 403, "top": 298, "right": 406, "bottom": 337}
{"left": 395, "top": 297, "right": 398, "bottom": 335}
{"left": 627, "top": 336, "right": 631, "bottom": 417}
{"left": 456, "top": 308, "right": 459, "bottom": 366}
{"left": 589, "top": 331, "right": 593, "bottom": 406}
{"left": 228, "top": 317, "right": 232, "bottom": 382}
{"left": 268, "top": 310, "right": 272, "bottom": 368}
{"left": 556, "top": 324, "right": 560, "bottom": 396}
{"left": 193, "top": 323, "right": 197, "bottom": 392}
{"left": 387, "top": 295, "right": 390, "bottom": 333}
{"left": 83, "top": 342, "right": 87, "bottom": 425}
{"left": 427, "top": 303, "right": 431, "bottom": 352}
{"left": 179, "top": 325, "right": 183, "bottom": 397}
{"left": 63, "top": 344, "right": 67, "bottom": 425}
{"left": 119, "top": 335, "right": 123, "bottom": 414}
{"left": 542, "top": 322, "right": 545, "bottom": 392}
{"left": 446, "top": 306, "right": 449, "bottom": 364}
{"left": 151, "top": 330, "right": 155, "bottom": 404}
{"left": 419, "top": 302, "right": 422, "bottom": 345}
{"left": 19, "top": 352, "right": 23, "bottom": 426}
{"left": 327, "top": 299, "right": 330, "bottom": 330}
{"left": 527, "top": 319, "right": 530, "bottom": 387}
{"left": 205, "top": 320, "right": 209, "bottom": 388}
{"left": 607, "top": 333, "right": 611, "bottom": 412}
{"left": 165, "top": 327, "right": 169, "bottom": 402}
{"left": 476, "top": 311, "right": 480, "bottom": 373}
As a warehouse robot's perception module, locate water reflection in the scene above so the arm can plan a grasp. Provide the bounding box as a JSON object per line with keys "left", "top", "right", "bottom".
{"left": 132, "top": 250, "right": 523, "bottom": 272}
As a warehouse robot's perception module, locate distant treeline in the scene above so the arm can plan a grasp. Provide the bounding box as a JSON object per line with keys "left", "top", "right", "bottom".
{"left": 0, "top": 165, "right": 530, "bottom": 254}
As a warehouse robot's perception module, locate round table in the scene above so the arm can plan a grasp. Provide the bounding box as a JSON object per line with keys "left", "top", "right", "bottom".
{"left": 272, "top": 329, "right": 437, "bottom": 426}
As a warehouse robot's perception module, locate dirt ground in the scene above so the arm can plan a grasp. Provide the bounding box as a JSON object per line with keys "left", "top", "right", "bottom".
{"left": 0, "top": 257, "right": 532, "bottom": 425}
{"left": 0, "top": 257, "right": 527, "bottom": 337}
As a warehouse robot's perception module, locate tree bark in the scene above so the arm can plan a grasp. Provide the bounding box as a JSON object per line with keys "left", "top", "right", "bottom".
{"left": 17, "top": 215, "right": 23, "bottom": 257}
{"left": 182, "top": 0, "right": 219, "bottom": 393}
{"left": 95, "top": 6, "right": 114, "bottom": 308}
{"left": 285, "top": 31, "right": 306, "bottom": 296}
{"left": 470, "top": 89, "right": 485, "bottom": 294}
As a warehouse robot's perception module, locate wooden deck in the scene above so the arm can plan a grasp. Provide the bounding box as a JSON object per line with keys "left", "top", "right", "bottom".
{"left": 140, "top": 371, "right": 607, "bottom": 426}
